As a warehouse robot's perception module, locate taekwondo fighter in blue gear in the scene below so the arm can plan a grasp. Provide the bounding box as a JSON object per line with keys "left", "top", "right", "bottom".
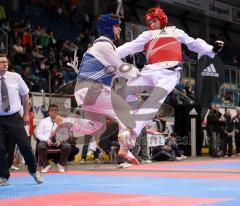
{"left": 74, "top": 14, "right": 140, "bottom": 165}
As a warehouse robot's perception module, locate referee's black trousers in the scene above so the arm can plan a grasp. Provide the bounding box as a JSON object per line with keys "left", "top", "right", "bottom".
{"left": 0, "top": 113, "right": 37, "bottom": 179}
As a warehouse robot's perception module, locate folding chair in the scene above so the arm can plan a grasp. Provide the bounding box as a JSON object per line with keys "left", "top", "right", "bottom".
{"left": 37, "top": 147, "right": 68, "bottom": 172}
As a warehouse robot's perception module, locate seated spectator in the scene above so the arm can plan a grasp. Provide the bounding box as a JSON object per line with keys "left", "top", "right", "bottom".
{"left": 63, "top": 67, "right": 76, "bottom": 84}
{"left": 21, "top": 66, "right": 40, "bottom": 91}
{"left": 21, "top": 28, "right": 32, "bottom": 48}
{"left": 35, "top": 104, "right": 71, "bottom": 173}
{"left": 151, "top": 133, "right": 186, "bottom": 161}
{"left": 32, "top": 45, "right": 44, "bottom": 59}
{"left": 12, "top": 38, "right": 26, "bottom": 65}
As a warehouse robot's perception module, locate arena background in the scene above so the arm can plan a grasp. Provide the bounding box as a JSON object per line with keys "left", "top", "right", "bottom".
{"left": 1, "top": 1, "right": 240, "bottom": 205}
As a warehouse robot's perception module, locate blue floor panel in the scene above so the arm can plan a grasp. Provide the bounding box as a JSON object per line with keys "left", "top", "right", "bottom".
{"left": 0, "top": 173, "right": 240, "bottom": 205}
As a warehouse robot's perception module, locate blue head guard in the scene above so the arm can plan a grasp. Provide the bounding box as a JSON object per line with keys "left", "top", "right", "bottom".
{"left": 97, "top": 14, "right": 121, "bottom": 39}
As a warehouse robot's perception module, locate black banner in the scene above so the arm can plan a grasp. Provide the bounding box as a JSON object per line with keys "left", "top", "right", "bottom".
{"left": 195, "top": 55, "right": 224, "bottom": 107}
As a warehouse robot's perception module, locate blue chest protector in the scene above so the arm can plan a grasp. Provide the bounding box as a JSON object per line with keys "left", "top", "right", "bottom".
{"left": 77, "top": 37, "right": 116, "bottom": 86}
{"left": 77, "top": 52, "right": 115, "bottom": 86}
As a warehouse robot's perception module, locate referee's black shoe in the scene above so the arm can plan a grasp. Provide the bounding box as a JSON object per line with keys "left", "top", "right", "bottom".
{"left": 30, "top": 171, "right": 44, "bottom": 184}
{"left": 0, "top": 177, "right": 9, "bottom": 186}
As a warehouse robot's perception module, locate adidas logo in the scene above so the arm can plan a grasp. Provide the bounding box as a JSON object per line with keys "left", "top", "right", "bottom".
{"left": 201, "top": 64, "right": 219, "bottom": 77}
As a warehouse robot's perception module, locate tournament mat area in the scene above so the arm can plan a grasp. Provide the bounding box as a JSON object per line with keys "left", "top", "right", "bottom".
{"left": 1, "top": 157, "right": 240, "bottom": 206}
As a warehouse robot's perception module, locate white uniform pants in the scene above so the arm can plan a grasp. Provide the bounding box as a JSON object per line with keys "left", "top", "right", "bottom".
{"left": 126, "top": 66, "right": 181, "bottom": 137}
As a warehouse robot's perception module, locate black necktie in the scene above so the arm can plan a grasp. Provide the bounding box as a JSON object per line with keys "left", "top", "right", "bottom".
{"left": 0, "top": 76, "right": 10, "bottom": 112}
{"left": 51, "top": 120, "right": 56, "bottom": 142}
{"left": 51, "top": 120, "right": 55, "bottom": 128}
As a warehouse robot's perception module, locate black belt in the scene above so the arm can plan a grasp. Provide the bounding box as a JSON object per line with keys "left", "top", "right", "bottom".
{"left": 0, "top": 112, "right": 19, "bottom": 118}
{"left": 167, "top": 63, "right": 183, "bottom": 71}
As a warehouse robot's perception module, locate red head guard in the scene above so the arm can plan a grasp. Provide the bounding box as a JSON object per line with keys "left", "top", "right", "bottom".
{"left": 145, "top": 7, "right": 168, "bottom": 30}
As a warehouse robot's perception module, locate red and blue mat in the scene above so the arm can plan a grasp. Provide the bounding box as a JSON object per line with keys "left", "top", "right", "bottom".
{"left": 1, "top": 158, "right": 240, "bottom": 206}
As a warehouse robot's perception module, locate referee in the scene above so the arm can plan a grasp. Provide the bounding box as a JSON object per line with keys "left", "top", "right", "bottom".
{"left": 0, "top": 53, "right": 43, "bottom": 186}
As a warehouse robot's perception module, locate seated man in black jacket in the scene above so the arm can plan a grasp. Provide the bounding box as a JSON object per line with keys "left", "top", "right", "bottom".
{"left": 152, "top": 133, "right": 186, "bottom": 161}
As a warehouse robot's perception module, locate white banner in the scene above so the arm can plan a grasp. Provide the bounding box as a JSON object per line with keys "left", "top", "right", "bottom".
{"left": 32, "top": 95, "right": 48, "bottom": 122}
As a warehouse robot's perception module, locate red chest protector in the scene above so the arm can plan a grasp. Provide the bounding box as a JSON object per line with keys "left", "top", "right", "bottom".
{"left": 144, "top": 27, "right": 182, "bottom": 64}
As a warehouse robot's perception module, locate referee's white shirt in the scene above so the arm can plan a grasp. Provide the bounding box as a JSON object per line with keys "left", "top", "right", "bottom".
{"left": 0, "top": 71, "right": 29, "bottom": 116}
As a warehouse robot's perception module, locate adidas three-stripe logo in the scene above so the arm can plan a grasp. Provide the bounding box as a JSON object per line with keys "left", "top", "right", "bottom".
{"left": 201, "top": 64, "right": 219, "bottom": 77}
